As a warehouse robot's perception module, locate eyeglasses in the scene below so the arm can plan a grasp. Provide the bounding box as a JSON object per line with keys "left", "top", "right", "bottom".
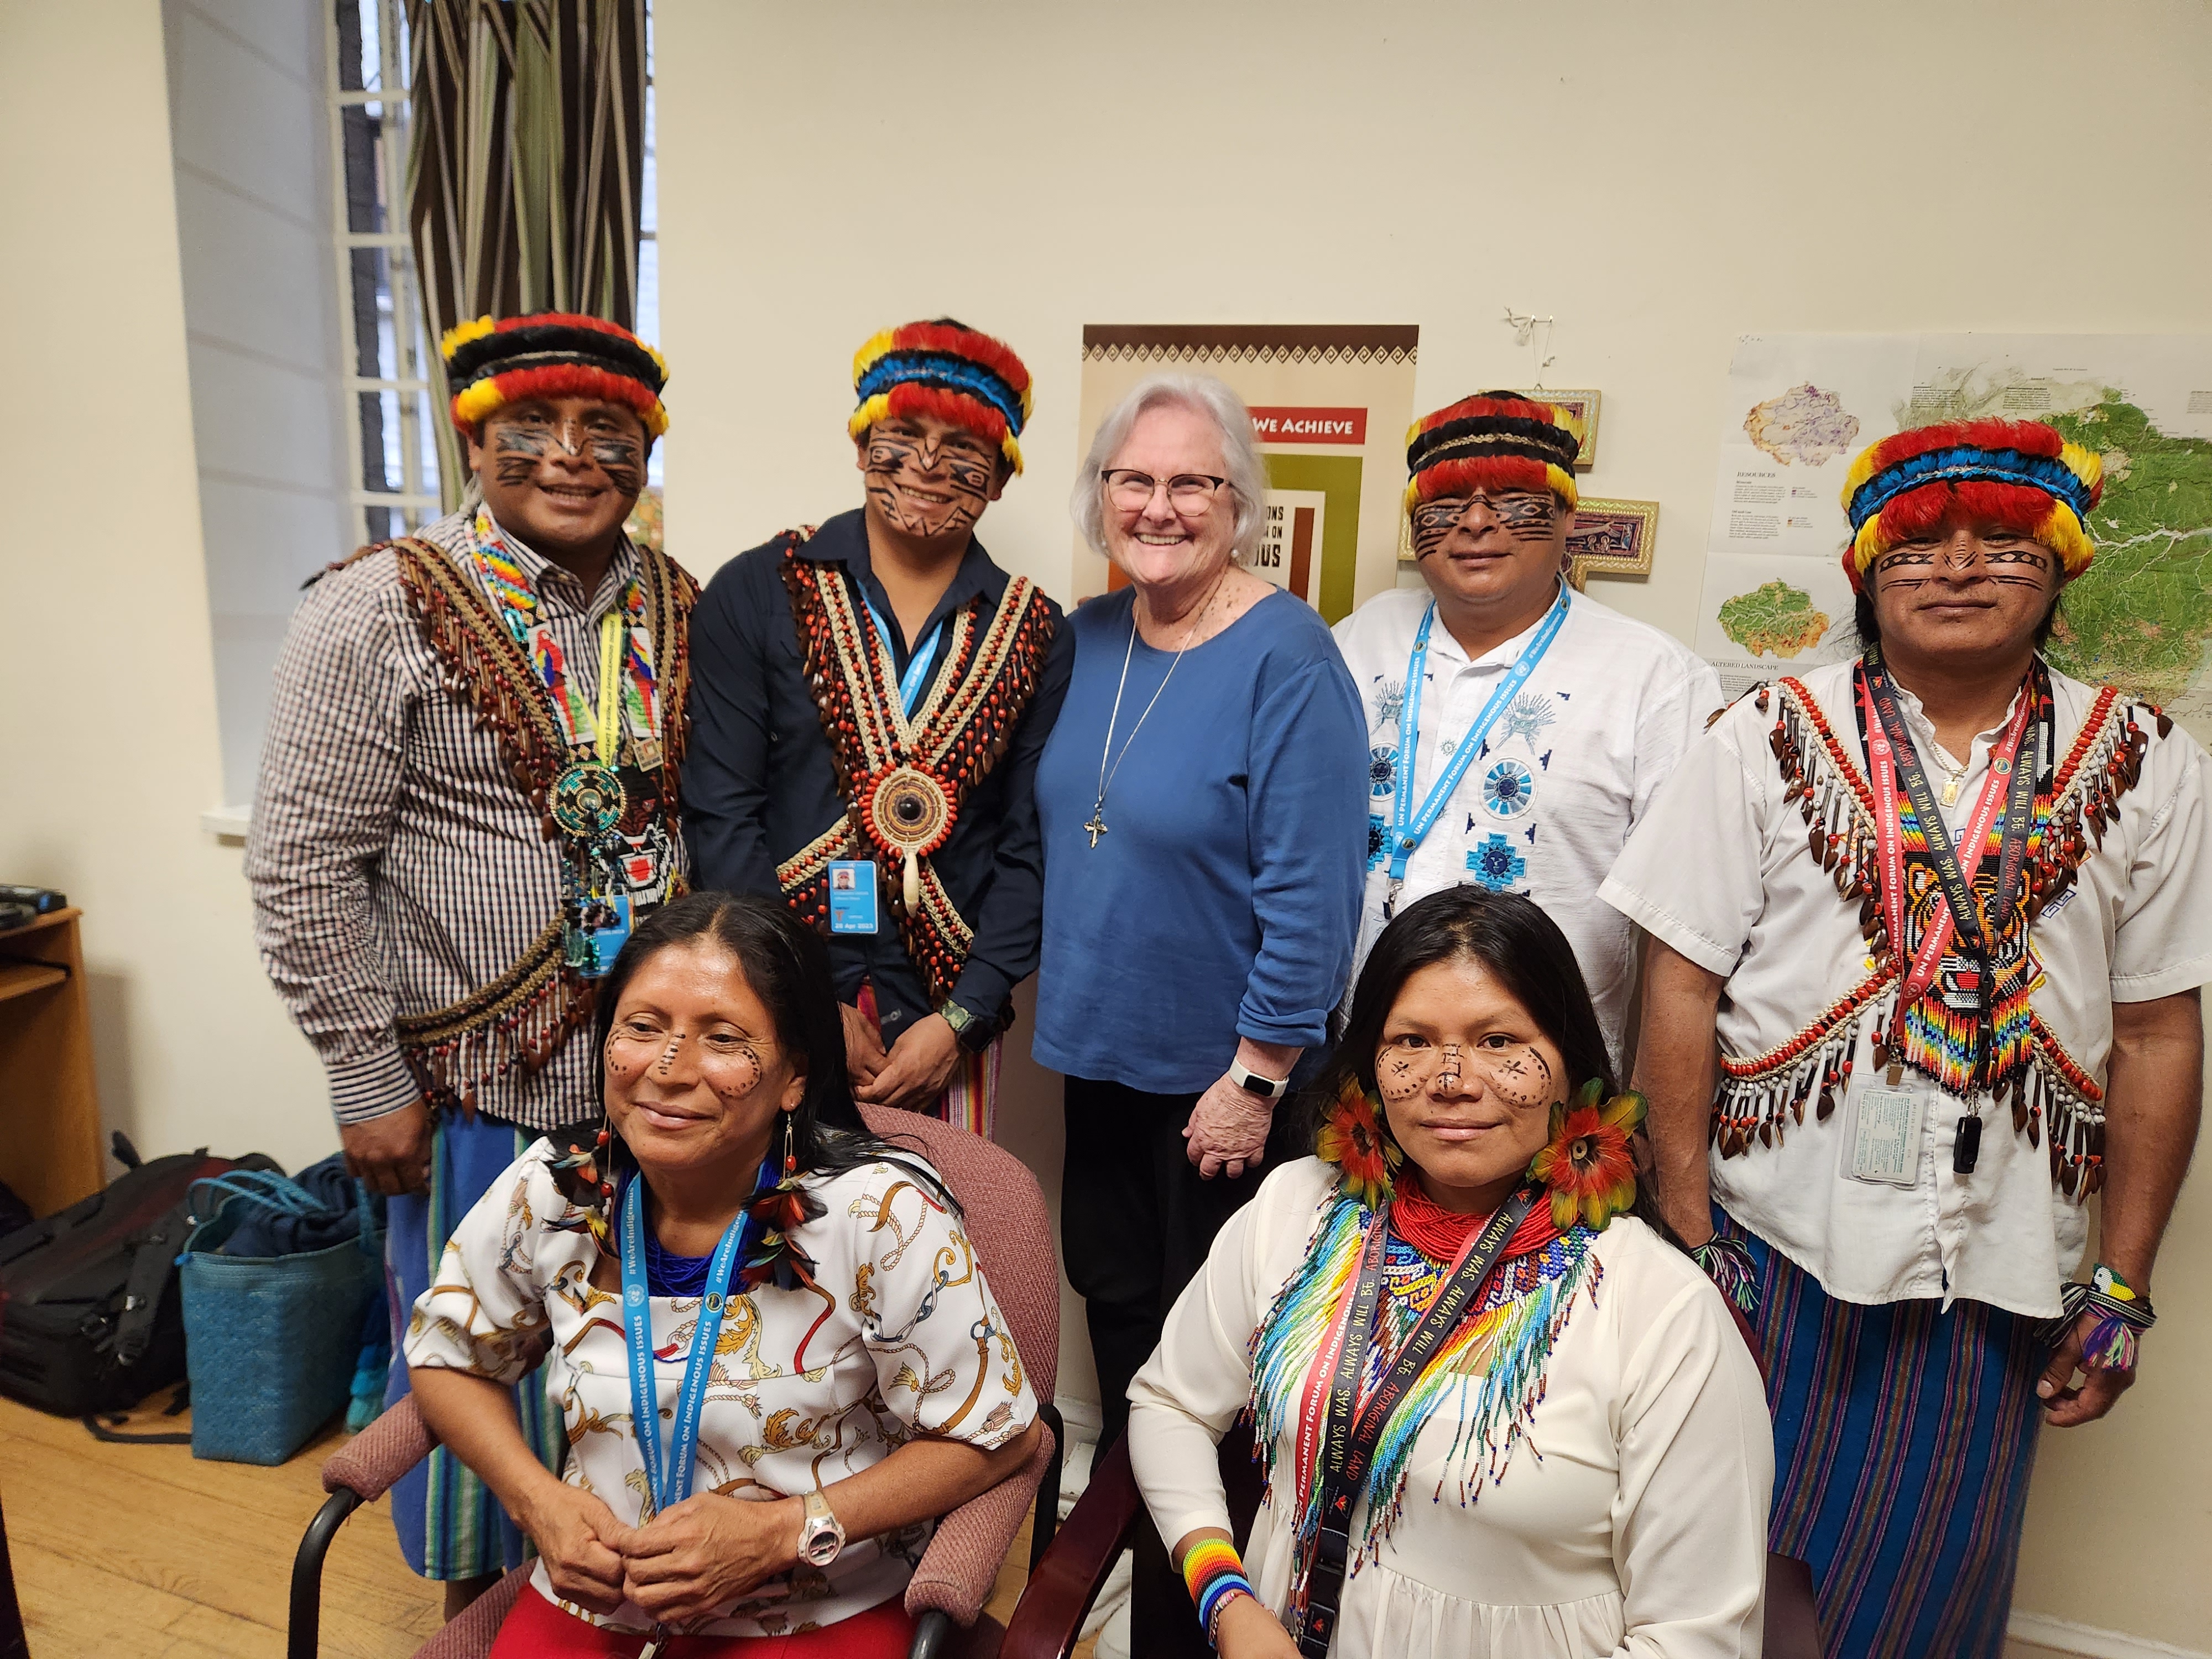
{"left": 1102, "top": 469, "right": 1230, "bottom": 514}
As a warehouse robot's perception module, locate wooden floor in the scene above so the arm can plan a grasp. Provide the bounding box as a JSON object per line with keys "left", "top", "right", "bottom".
{"left": 0, "top": 1392, "right": 1072, "bottom": 1657}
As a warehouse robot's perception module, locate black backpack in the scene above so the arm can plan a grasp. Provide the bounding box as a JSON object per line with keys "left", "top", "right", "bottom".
{"left": 0, "top": 1136, "right": 278, "bottom": 1416}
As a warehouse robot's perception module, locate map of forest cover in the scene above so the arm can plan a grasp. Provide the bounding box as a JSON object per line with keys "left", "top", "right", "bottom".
{"left": 1744, "top": 382, "right": 1862, "bottom": 466}
{"left": 2036, "top": 400, "right": 2212, "bottom": 708}
{"left": 1718, "top": 580, "right": 1830, "bottom": 658}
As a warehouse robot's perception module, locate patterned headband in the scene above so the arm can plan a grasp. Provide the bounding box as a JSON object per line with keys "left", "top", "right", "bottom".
{"left": 849, "top": 321, "right": 1034, "bottom": 475}
{"left": 1840, "top": 418, "right": 2104, "bottom": 585}
{"left": 441, "top": 313, "right": 670, "bottom": 437}
{"left": 1403, "top": 393, "right": 1581, "bottom": 514}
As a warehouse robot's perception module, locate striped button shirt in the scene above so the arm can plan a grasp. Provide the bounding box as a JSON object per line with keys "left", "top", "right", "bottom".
{"left": 247, "top": 509, "right": 681, "bottom": 1131}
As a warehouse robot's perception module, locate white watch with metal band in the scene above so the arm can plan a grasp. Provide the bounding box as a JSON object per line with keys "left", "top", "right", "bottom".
{"left": 798, "top": 1488, "right": 846, "bottom": 1568}
{"left": 1227, "top": 1061, "right": 1288, "bottom": 1100}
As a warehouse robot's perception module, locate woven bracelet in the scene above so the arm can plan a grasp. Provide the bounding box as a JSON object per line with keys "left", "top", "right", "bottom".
{"left": 2057, "top": 1264, "right": 2156, "bottom": 1373}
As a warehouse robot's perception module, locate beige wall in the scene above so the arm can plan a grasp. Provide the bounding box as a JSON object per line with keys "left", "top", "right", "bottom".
{"left": 0, "top": 0, "right": 334, "bottom": 1179}
{"left": 654, "top": 0, "right": 2212, "bottom": 1649}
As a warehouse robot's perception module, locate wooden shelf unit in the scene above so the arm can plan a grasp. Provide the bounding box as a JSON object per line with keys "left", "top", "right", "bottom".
{"left": 0, "top": 908, "right": 103, "bottom": 1215}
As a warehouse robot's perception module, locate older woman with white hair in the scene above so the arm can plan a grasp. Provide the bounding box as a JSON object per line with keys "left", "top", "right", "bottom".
{"left": 1033, "top": 373, "right": 1367, "bottom": 1656}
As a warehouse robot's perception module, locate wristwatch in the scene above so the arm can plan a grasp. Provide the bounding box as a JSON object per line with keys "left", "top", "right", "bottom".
{"left": 1227, "top": 1061, "right": 1289, "bottom": 1100}
{"left": 938, "top": 999, "right": 998, "bottom": 1055}
{"left": 797, "top": 1488, "right": 846, "bottom": 1569}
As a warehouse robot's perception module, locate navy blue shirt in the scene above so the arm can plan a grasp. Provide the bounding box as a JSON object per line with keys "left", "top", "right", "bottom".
{"left": 684, "top": 509, "right": 1071, "bottom": 1045}
{"left": 1032, "top": 588, "right": 1367, "bottom": 1093}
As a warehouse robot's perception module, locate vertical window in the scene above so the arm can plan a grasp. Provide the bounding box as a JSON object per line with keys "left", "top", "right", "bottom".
{"left": 638, "top": 6, "right": 661, "bottom": 488}
{"left": 327, "top": 0, "right": 440, "bottom": 542}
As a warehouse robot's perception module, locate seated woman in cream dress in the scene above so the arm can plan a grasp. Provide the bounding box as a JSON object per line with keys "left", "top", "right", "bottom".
{"left": 403, "top": 893, "right": 1041, "bottom": 1657}
{"left": 1128, "top": 889, "right": 1771, "bottom": 1658}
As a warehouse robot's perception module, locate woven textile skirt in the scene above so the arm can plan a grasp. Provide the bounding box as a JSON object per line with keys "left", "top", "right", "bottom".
{"left": 384, "top": 1112, "right": 564, "bottom": 1580}
{"left": 1720, "top": 1212, "right": 2046, "bottom": 1659}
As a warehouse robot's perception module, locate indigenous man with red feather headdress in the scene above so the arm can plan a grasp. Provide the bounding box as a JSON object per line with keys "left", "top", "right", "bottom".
{"left": 1604, "top": 418, "right": 2212, "bottom": 1656}
{"left": 1332, "top": 393, "right": 1723, "bottom": 1065}
{"left": 684, "top": 321, "right": 1069, "bottom": 1140}
{"left": 249, "top": 312, "right": 692, "bottom": 1610}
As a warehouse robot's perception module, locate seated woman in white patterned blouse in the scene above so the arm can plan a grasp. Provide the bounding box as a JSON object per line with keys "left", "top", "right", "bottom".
{"left": 405, "top": 892, "right": 1041, "bottom": 1657}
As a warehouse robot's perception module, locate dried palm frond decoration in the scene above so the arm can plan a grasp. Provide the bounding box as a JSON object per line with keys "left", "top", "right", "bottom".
{"left": 405, "top": 0, "right": 648, "bottom": 507}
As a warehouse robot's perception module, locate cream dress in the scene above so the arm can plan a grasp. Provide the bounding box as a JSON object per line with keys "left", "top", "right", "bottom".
{"left": 1128, "top": 1157, "right": 1773, "bottom": 1658}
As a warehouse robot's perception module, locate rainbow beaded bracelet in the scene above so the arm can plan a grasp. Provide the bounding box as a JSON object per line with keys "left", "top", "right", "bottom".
{"left": 1181, "top": 1537, "right": 1255, "bottom": 1647}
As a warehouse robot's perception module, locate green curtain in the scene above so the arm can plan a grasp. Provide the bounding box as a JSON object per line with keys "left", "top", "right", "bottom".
{"left": 405, "top": 0, "right": 648, "bottom": 507}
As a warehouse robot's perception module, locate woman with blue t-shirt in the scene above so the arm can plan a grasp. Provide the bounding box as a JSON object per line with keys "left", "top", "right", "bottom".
{"left": 1034, "top": 373, "right": 1367, "bottom": 1657}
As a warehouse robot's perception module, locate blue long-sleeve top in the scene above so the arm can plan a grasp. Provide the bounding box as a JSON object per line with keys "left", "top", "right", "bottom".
{"left": 1032, "top": 587, "right": 1368, "bottom": 1093}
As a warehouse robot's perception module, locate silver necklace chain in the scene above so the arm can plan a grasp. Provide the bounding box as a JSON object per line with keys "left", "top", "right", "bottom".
{"left": 1086, "top": 573, "right": 1225, "bottom": 847}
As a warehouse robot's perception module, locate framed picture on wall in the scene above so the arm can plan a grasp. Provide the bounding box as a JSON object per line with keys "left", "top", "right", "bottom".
{"left": 1565, "top": 497, "right": 1657, "bottom": 590}
{"left": 1514, "top": 388, "right": 1601, "bottom": 469}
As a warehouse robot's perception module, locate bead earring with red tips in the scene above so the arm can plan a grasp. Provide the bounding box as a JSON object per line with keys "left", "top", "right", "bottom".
{"left": 782, "top": 1111, "right": 797, "bottom": 1180}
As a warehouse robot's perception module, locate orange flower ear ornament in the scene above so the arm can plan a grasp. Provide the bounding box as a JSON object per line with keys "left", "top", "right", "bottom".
{"left": 1317, "top": 1074, "right": 1404, "bottom": 1211}
{"left": 1526, "top": 1079, "right": 1647, "bottom": 1231}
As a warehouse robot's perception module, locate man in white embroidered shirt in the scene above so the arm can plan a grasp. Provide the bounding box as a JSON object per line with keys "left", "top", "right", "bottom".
{"left": 1333, "top": 392, "right": 1720, "bottom": 1063}
{"left": 1601, "top": 418, "right": 2211, "bottom": 1659}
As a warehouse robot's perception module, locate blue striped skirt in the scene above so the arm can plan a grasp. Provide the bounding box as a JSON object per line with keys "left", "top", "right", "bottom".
{"left": 1723, "top": 1213, "right": 2047, "bottom": 1659}
{"left": 382, "top": 1113, "right": 564, "bottom": 1582}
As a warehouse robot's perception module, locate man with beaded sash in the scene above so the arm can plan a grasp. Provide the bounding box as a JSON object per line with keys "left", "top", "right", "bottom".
{"left": 1331, "top": 392, "right": 1721, "bottom": 1065}
{"left": 684, "top": 320, "right": 1068, "bottom": 1140}
{"left": 1601, "top": 418, "right": 2212, "bottom": 1657}
{"left": 249, "top": 312, "right": 693, "bottom": 1611}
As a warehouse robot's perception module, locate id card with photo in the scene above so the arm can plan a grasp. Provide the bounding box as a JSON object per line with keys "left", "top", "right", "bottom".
{"left": 1846, "top": 1084, "right": 1924, "bottom": 1187}
{"left": 828, "top": 860, "right": 879, "bottom": 935}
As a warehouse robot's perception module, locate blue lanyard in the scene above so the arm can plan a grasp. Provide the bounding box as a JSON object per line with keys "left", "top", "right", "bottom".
{"left": 862, "top": 592, "right": 942, "bottom": 719}
{"left": 1385, "top": 584, "right": 1571, "bottom": 892}
{"left": 618, "top": 1162, "right": 769, "bottom": 1517}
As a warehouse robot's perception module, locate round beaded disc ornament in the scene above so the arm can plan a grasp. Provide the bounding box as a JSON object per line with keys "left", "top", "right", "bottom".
{"left": 550, "top": 761, "right": 628, "bottom": 840}
{"left": 860, "top": 764, "right": 956, "bottom": 911}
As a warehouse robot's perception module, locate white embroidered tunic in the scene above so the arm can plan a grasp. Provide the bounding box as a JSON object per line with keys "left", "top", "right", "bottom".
{"left": 1599, "top": 660, "right": 2212, "bottom": 1314}
{"left": 1129, "top": 1159, "right": 1772, "bottom": 1659}
{"left": 1333, "top": 586, "right": 1723, "bottom": 1063}
{"left": 403, "top": 1142, "right": 1037, "bottom": 1639}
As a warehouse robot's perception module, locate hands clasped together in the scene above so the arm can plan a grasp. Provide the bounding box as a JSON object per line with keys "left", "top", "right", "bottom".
{"left": 523, "top": 1481, "right": 804, "bottom": 1629}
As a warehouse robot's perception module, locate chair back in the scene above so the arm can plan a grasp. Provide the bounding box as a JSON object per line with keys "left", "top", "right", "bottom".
{"left": 856, "top": 1104, "right": 1060, "bottom": 1408}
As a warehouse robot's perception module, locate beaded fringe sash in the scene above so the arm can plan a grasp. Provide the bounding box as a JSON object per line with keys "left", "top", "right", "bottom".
{"left": 1710, "top": 675, "right": 2163, "bottom": 1199}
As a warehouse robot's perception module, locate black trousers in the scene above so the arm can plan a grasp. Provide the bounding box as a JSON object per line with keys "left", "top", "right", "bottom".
{"left": 1061, "top": 1073, "right": 1311, "bottom": 1658}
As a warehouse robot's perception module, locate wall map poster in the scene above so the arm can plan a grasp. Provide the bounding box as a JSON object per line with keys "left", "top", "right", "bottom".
{"left": 1697, "top": 333, "right": 2212, "bottom": 717}
{"left": 1072, "top": 325, "right": 1420, "bottom": 622}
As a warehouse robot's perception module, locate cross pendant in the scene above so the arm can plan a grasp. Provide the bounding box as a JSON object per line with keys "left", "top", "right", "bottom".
{"left": 1084, "top": 810, "right": 1108, "bottom": 849}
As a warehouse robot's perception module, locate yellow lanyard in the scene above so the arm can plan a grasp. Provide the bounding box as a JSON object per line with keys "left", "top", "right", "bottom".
{"left": 593, "top": 611, "right": 624, "bottom": 763}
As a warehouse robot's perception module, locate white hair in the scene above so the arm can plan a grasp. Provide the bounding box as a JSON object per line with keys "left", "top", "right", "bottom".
{"left": 1070, "top": 373, "right": 1271, "bottom": 564}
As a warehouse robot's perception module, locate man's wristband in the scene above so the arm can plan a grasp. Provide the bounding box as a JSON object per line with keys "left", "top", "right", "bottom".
{"left": 2057, "top": 1262, "right": 2156, "bottom": 1373}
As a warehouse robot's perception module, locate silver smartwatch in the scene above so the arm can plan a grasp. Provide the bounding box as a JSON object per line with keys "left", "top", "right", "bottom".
{"left": 797, "top": 1488, "right": 846, "bottom": 1569}
{"left": 1227, "top": 1061, "right": 1288, "bottom": 1100}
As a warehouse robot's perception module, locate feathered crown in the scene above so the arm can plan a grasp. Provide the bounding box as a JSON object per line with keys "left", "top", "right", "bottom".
{"left": 441, "top": 312, "right": 670, "bottom": 437}
{"left": 849, "top": 320, "right": 1033, "bottom": 475}
{"left": 1403, "top": 392, "right": 1580, "bottom": 518}
{"left": 1840, "top": 418, "right": 2102, "bottom": 589}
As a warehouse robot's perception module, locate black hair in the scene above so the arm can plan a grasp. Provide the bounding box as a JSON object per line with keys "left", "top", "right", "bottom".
{"left": 1300, "top": 887, "right": 1677, "bottom": 1241}
{"left": 587, "top": 891, "right": 954, "bottom": 1209}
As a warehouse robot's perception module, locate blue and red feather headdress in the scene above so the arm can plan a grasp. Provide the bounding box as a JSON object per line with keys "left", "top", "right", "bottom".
{"left": 1840, "top": 418, "right": 2102, "bottom": 589}
{"left": 849, "top": 320, "right": 1033, "bottom": 474}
